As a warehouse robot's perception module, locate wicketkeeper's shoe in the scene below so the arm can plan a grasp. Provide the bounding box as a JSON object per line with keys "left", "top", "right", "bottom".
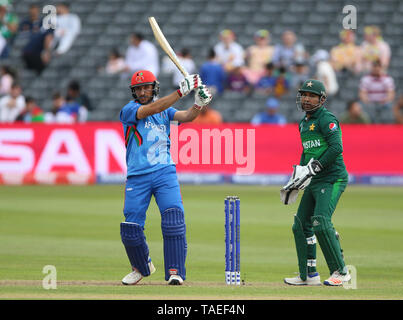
{"left": 284, "top": 272, "right": 321, "bottom": 286}
{"left": 168, "top": 274, "right": 184, "bottom": 286}
{"left": 323, "top": 271, "right": 351, "bottom": 286}
{"left": 121, "top": 261, "right": 156, "bottom": 285}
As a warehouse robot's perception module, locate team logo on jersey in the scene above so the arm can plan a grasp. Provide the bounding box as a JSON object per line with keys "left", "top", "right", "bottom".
{"left": 136, "top": 72, "right": 145, "bottom": 83}
{"left": 329, "top": 123, "right": 337, "bottom": 131}
{"left": 309, "top": 123, "right": 315, "bottom": 131}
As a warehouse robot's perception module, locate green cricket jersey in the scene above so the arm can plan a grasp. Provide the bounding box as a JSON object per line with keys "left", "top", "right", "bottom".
{"left": 298, "top": 107, "right": 348, "bottom": 183}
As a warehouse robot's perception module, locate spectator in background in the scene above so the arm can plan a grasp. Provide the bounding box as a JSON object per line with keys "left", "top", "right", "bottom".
{"left": 272, "top": 30, "right": 306, "bottom": 71}
{"left": 0, "top": 65, "right": 16, "bottom": 95}
{"left": 0, "top": 82, "right": 25, "bottom": 122}
{"left": 19, "top": 4, "right": 42, "bottom": 34}
{"left": 0, "top": 0, "right": 18, "bottom": 58}
{"left": 52, "top": 2, "right": 81, "bottom": 56}
{"left": 22, "top": 24, "right": 54, "bottom": 75}
{"left": 255, "top": 63, "right": 290, "bottom": 98}
{"left": 340, "top": 100, "right": 371, "bottom": 124}
{"left": 311, "top": 49, "right": 338, "bottom": 97}
{"left": 124, "top": 32, "right": 159, "bottom": 76}
{"left": 199, "top": 48, "right": 226, "bottom": 95}
{"left": 103, "top": 48, "right": 127, "bottom": 75}
{"left": 330, "top": 30, "right": 362, "bottom": 74}
{"left": 60, "top": 95, "right": 88, "bottom": 122}
{"left": 243, "top": 29, "right": 274, "bottom": 85}
{"left": 162, "top": 48, "right": 196, "bottom": 90}
{"left": 393, "top": 95, "right": 403, "bottom": 124}
{"left": 214, "top": 29, "right": 244, "bottom": 73}
{"left": 192, "top": 105, "right": 222, "bottom": 125}
{"left": 290, "top": 61, "right": 309, "bottom": 90}
{"left": 226, "top": 66, "right": 251, "bottom": 94}
{"left": 359, "top": 60, "right": 395, "bottom": 123}
{"left": 272, "top": 66, "right": 290, "bottom": 98}
{"left": 251, "top": 97, "right": 286, "bottom": 125}
{"left": 44, "top": 92, "right": 66, "bottom": 123}
{"left": 360, "top": 25, "right": 391, "bottom": 73}
{"left": 44, "top": 92, "right": 87, "bottom": 123}
{"left": 16, "top": 96, "right": 44, "bottom": 123}
{"left": 254, "top": 62, "right": 277, "bottom": 95}
{"left": 66, "top": 80, "right": 93, "bottom": 112}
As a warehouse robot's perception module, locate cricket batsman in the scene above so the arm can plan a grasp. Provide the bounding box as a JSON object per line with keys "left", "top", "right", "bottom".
{"left": 281, "top": 79, "right": 351, "bottom": 286}
{"left": 119, "top": 70, "right": 212, "bottom": 285}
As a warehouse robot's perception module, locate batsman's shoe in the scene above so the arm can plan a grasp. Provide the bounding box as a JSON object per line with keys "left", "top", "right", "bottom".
{"left": 323, "top": 271, "right": 351, "bottom": 286}
{"left": 122, "top": 261, "right": 156, "bottom": 285}
{"left": 168, "top": 274, "right": 184, "bottom": 286}
{"left": 284, "top": 272, "right": 321, "bottom": 286}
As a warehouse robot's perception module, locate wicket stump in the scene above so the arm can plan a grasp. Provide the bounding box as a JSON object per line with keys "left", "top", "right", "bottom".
{"left": 225, "top": 196, "right": 240, "bottom": 285}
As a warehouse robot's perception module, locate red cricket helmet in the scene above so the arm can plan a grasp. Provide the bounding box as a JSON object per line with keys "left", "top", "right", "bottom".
{"left": 130, "top": 70, "right": 160, "bottom": 102}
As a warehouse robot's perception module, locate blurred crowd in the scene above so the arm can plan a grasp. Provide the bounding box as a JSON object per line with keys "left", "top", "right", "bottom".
{"left": 0, "top": 0, "right": 401, "bottom": 125}
{"left": 95, "top": 25, "right": 402, "bottom": 126}
{"left": 193, "top": 26, "right": 398, "bottom": 125}
{"left": 0, "top": 1, "right": 88, "bottom": 124}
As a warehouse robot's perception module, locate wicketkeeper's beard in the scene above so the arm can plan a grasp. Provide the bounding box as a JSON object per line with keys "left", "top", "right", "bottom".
{"left": 296, "top": 93, "right": 323, "bottom": 113}
{"left": 302, "top": 102, "right": 320, "bottom": 113}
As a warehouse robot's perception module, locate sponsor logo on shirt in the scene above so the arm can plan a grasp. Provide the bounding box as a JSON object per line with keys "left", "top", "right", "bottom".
{"left": 329, "top": 123, "right": 338, "bottom": 131}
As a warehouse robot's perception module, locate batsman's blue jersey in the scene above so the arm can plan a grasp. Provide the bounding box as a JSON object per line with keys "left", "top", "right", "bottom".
{"left": 120, "top": 101, "right": 178, "bottom": 176}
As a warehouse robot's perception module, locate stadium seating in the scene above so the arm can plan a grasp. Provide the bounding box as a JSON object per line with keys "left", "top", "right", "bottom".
{"left": 5, "top": 0, "right": 403, "bottom": 122}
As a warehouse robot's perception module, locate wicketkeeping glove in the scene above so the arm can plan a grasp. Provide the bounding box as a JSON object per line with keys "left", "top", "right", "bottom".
{"left": 193, "top": 85, "right": 213, "bottom": 110}
{"left": 177, "top": 74, "right": 201, "bottom": 97}
{"left": 280, "top": 165, "right": 300, "bottom": 205}
{"left": 280, "top": 188, "right": 299, "bottom": 205}
{"left": 284, "top": 158, "right": 323, "bottom": 191}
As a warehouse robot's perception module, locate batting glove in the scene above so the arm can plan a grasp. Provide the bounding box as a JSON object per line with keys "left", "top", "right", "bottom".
{"left": 193, "top": 85, "right": 213, "bottom": 110}
{"left": 177, "top": 74, "right": 201, "bottom": 97}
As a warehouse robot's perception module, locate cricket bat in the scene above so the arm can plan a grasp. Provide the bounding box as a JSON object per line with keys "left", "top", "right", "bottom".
{"left": 148, "top": 16, "right": 189, "bottom": 77}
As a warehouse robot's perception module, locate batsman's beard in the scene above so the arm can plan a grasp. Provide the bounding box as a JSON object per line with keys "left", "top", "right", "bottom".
{"left": 138, "top": 94, "right": 154, "bottom": 105}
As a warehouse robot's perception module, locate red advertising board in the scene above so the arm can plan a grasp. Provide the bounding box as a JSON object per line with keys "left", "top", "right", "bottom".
{"left": 0, "top": 123, "right": 402, "bottom": 184}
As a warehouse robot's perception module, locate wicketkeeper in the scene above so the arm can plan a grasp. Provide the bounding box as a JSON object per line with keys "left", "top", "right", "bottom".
{"left": 281, "top": 79, "right": 351, "bottom": 286}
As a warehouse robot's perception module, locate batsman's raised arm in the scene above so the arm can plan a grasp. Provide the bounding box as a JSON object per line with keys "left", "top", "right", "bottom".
{"left": 174, "top": 85, "right": 213, "bottom": 123}
{"left": 129, "top": 71, "right": 201, "bottom": 120}
{"left": 136, "top": 90, "right": 181, "bottom": 120}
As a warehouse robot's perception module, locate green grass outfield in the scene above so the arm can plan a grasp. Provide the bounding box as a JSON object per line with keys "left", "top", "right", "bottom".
{"left": 0, "top": 184, "right": 403, "bottom": 300}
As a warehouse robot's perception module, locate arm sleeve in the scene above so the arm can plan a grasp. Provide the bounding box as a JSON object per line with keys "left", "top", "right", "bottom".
{"left": 317, "top": 118, "right": 343, "bottom": 168}
{"left": 119, "top": 103, "right": 140, "bottom": 126}
{"left": 166, "top": 107, "right": 178, "bottom": 122}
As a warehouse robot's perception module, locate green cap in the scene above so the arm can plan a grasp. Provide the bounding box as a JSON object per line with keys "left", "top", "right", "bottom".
{"left": 298, "top": 79, "right": 326, "bottom": 97}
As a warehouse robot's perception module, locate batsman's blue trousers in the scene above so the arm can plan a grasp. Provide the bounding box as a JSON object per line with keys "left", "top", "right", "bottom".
{"left": 123, "top": 165, "right": 184, "bottom": 227}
